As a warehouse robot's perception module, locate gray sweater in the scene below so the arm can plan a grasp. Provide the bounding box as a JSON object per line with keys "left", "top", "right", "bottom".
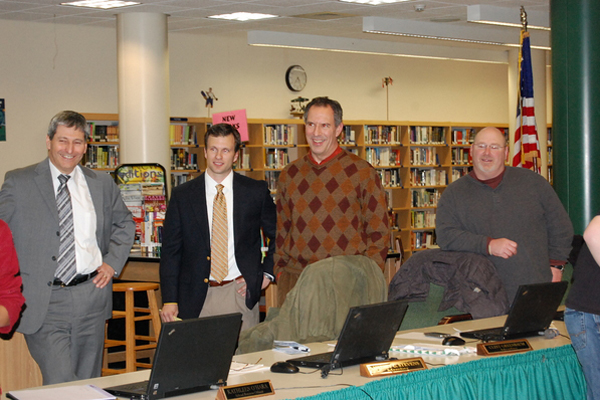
{"left": 436, "top": 166, "right": 573, "bottom": 300}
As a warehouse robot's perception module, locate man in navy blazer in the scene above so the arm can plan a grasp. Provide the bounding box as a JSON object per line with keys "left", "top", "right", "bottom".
{"left": 160, "top": 123, "right": 276, "bottom": 331}
{"left": 0, "top": 111, "right": 135, "bottom": 384}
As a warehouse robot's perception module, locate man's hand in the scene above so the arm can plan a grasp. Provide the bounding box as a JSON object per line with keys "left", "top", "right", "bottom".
{"left": 489, "top": 238, "right": 518, "bottom": 259}
{"left": 236, "top": 277, "right": 247, "bottom": 297}
{"left": 550, "top": 267, "right": 563, "bottom": 282}
{"left": 160, "top": 303, "right": 179, "bottom": 323}
{"left": 261, "top": 275, "right": 272, "bottom": 290}
{"left": 93, "top": 262, "right": 115, "bottom": 289}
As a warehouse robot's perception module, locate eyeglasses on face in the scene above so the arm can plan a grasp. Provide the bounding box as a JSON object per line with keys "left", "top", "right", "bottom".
{"left": 473, "top": 143, "right": 505, "bottom": 151}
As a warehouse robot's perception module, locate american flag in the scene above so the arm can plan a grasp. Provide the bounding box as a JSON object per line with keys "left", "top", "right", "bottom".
{"left": 511, "top": 31, "right": 541, "bottom": 174}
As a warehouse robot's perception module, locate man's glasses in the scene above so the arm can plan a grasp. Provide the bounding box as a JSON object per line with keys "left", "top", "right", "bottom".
{"left": 473, "top": 143, "right": 505, "bottom": 151}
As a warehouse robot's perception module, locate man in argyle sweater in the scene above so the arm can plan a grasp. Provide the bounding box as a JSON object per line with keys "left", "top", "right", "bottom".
{"left": 274, "top": 97, "right": 390, "bottom": 306}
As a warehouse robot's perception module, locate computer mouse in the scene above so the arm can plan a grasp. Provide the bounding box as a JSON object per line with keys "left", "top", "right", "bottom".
{"left": 442, "top": 336, "right": 466, "bottom": 346}
{"left": 270, "top": 361, "right": 300, "bottom": 374}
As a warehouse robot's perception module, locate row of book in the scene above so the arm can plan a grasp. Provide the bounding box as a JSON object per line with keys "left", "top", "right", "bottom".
{"left": 364, "top": 125, "right": 401, "bottom": 145}
{"left": 265, "top": 171, "right": 281, "bottom": 192}
{"left": 171, "top": 148, "right": 198, "bottom": 171}
{"left": 84, "top": 145, "right": 119, "bottom": 169}
{"left": 170, "top": 124, "right": 197, "bottom": 145}
{"left": 365, "top": 147, "right": 402, "bottom": 167}
{"left": 412, "top": 230, "right": 436, "bottom": 250}
{"left": 410, "top": 126, "right": 446, "bottom": 145}
{"left": 451, "top": 128, "right": 475, "bottom": 145}
{"left": 411, "top": 210, "right": 436, "bottom": 229}
{"left": 451, "top": 148, "right": 471, "bottom": 165}
{"left": 410, "top": 168, "right": 447, "bottom": 187}
{"left": 410, "top": 147, "right": 439, "bottom": 166}
{"left": 264, "top": 124, "right": 295, "bottom": 146}
{"left": 452, "top": 167, "right": 471, "bottom": 182}
{"left": 88, "top": 123, "right": 118, "bottom": 142}
{"left": 411, "top": 188, "right": 440, "bottom": 208}
{"left": 378, "top": 168, "right": 402, "bottom": 188}
{"left": 547, "top": 147, "right": 553, "bottom": 163}
{"left": 388, "top": 210, "right": 400, "bottom": 230}
{"left": 339, "top": 126, "right": 357, "bottom": 145}
{"left": 265, "top": 148, "right": 289, "bottom": 169}
{"left": 171, "top": 174, "right": 193, "bottom": 188}
{"left": 236, "top": 148, "right": 252, "bottom": 170}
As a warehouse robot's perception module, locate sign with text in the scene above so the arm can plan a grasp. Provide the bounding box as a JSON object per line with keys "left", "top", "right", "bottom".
{"left": 212, "top": 109, "right": 249, "bottom": 142}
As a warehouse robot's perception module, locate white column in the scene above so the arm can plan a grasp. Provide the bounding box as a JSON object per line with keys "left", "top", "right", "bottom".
{"left": 117, "top": 12, "right": 171, "bottom": 186}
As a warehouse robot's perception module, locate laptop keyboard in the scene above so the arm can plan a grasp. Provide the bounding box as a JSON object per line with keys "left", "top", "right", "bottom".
{"left": 110, "top": 380, "right": 149, "bottom": 393}
{"left": 294, "top": 352, "right": 332, "bottom": 363}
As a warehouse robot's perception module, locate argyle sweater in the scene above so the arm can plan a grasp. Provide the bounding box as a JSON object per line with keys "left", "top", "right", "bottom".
{"left": 274, "top": 150, "right": 390, "bottom": 278}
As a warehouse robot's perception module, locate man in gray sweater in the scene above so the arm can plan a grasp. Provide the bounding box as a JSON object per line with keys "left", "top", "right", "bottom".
{"left": 436, "top": 127, "right": 573, "bottom": 300}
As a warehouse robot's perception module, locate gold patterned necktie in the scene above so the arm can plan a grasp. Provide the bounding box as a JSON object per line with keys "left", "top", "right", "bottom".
{"left": 211, "top": 184, "right": 228, "bottom": 282}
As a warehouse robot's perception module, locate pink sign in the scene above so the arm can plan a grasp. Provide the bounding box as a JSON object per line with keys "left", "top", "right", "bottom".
{"left": 212, "top": 109, "right": 249, "bottom": 142}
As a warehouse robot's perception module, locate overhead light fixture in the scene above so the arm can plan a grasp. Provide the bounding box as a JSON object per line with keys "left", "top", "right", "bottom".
{"left": 467, "top": 5, "right": 550, "bottom": 31}
{"left": 60, "top": 0, "right": 140, "bottom": 9}
{"left": 208, "top": 12, "right": 278, "bottom": 21}
{"left": 338, "top": 0, "right": 411, "bottom": 4}
{"left": 363, "top": 16, "right": 550, "bottom": 50}
{"left": 248, "top": 31, "right": 508, "bottom": 64}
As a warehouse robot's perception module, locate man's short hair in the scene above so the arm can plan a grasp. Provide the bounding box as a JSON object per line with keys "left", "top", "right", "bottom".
{"left": 473, "top": 126, "right": 508, "bottom": 145}
{"left": 205, "top": 123, "right": 242, "bottom": 153}
{"left": 304, "top": 97, "right": 343, "bottom": 128}
{"left": 47, "top": 111, "right": 90, "bottom": 141}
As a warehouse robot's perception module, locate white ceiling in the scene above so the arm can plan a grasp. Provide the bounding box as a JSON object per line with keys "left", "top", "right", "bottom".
{"left": 0, "top": 0, "right": 550, "bottom": 43}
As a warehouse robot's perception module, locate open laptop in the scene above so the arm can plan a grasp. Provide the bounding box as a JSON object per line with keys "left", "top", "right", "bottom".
{"left": 460, "top": 281, "right": 568, "bottom": 341}
{"left": 104, "top": 313, "right": 242, "bottom": 400}
{"left": 287, "top": 300, "right": 409, "bottom": 377}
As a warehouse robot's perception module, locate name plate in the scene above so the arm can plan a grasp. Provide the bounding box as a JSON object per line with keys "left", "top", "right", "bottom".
{"left": 215, "top": 380, "right": 275, "bottom": 400}
{"left": 477, "top": 339, "right": 533, "bottom": 356}
{"left": 360, "top": 357, "right": 427, "bottom": 377}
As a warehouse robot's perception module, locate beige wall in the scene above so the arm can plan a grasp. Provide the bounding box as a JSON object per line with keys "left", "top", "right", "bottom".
{"left": 0, "top": 19, "right": 510, "bottom": 181}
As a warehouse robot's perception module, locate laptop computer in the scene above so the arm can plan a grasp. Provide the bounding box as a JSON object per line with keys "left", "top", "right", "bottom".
{"left": 460, "top": 281, "right": 568, "bottom": 341}
{"left": 104, "top": 313, "right": 242, "bottom": 400}
{"left": 287, "top": 300, "right": 409, "bottom": 377}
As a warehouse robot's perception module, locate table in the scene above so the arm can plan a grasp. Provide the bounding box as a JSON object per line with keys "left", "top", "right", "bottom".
{"left": 4, "top": 315, "right": 586, "bottom": 400}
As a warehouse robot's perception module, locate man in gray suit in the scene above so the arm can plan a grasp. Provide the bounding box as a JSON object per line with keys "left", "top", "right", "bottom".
{"left": 0, "top": 111, "right": 135, "bottom": 384}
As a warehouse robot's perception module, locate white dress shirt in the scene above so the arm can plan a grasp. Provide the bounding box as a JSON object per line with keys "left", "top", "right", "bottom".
{"left": 50, "top": 162, "right": 102, "bottom": 275}
{"left": 205, "top": 171, "right": 242, "bottom": 281}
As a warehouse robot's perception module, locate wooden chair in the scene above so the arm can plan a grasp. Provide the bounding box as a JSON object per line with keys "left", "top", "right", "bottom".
{"left": 102, "top": 282, "right": 161, "bottom": 376}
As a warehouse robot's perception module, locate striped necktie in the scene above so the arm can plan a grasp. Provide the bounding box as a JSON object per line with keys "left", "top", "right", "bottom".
{"left": 55, "top": 174, "right": 77, "bottom": 285}
{"left": 211, "top": 184, "right": 228, "bottom": 283}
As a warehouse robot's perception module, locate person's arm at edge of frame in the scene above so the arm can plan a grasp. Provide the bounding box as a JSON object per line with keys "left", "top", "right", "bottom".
{"left": 0, "top": 221, "right": 25, "bottom": 333}
{"left": 542, "top": 180, "right": 574, "bottom": 281}
{"left": 435, "top": 184, "right": 489, "bottom": 255}
{"left": 583, "top": 215, "right": 600, "bottom": 267}
{"left": 273, "top": 170, "right": 291, "bottom": 282}
{"left": 159, "top": 189, "right": 184, "bottom": 322}
{"left": 93, "top": 179, "right": 135, "bottom": 288}
{"left": 363, "top": 168, "right": 389, "bottom": 270}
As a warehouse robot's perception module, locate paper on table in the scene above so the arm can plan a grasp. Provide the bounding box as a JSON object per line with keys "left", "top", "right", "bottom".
{"left": 273, "top": 340, "right": 310, "bottom": 354}
{"left": 6, "top": 384, "right": 115, "bottom": 400}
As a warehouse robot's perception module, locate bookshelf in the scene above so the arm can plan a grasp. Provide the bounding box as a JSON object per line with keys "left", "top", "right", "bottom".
{"left": 82, "top": 114, "right": 507, "bottom": 267}
{"left": 82, "top": 113, "right": 120, "bottom": 171}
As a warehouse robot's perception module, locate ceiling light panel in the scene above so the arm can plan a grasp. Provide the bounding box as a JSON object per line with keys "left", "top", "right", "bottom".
{"left": 338, "top": 0, "right": 411, "bottom": 5}
{"left": 208, "top": 12, "right": 279, "bottom": 21}
{"left": 60, "top": 0, "right": 140, "bottom": 9}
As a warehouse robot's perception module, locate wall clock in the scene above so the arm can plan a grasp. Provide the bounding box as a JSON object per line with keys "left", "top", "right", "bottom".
{"left": 285, "top": 65, "right": 307, "bottom": 92}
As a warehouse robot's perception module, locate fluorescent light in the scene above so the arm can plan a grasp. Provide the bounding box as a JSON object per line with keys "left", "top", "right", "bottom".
{"left": 60, "top": 0, "right": 139, "bottom": 9}
{"left": 364, "top": 16, "right": 550, "bottom": 50}
{"left": 208, "top": 12, "right": 278, "bottom": 21}
{"left": 467, "top": 5, "right": 550, "bottom": 31}
{"left": 338, "top": 0, "right": 410, "bottom": 5}
{"left": 248, "top": 31, "right": 508, "bottom": 64}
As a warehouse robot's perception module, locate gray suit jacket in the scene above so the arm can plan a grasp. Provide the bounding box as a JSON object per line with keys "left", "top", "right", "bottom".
{"left": 0, "top": 158, "right": 135, "bottom": 334}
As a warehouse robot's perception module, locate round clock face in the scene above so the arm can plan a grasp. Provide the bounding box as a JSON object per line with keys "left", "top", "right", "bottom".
{"left": 285, "top": 65, "right": 307, "bottom": 92}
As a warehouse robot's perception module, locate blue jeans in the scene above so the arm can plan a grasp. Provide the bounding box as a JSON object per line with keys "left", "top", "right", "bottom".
{"left": 565, "top": 307, "right": 600, "bottom": 400}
